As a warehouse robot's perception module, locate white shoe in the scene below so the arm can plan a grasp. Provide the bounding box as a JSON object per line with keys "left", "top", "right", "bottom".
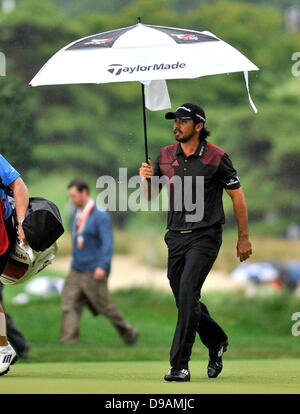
{"left": 0, "top": 344, "right": 17, "bottom": 376}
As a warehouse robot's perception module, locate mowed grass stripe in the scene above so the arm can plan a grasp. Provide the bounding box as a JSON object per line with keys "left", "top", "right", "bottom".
{"left": 1, "top": 359, "right": 300, "bottom": 394}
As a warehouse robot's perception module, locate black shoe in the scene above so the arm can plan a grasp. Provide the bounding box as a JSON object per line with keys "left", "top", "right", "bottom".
{"left": 207, "top": 340, "right": 228, "bottom": 378}
{"left": 164, "top": 368, "right": 190, "bottom": 382}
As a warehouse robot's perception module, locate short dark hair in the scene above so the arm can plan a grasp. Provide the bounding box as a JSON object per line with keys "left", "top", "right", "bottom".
{"left": 68, "top": 178, "right": 89, "bottom": 193}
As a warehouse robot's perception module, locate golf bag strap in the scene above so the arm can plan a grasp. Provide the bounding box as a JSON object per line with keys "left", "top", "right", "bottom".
{"left": 0, "top": 177, "right": 13, "bottom": 197}
{"left": 0, "top": 200, "right": 9, "bottom": 255}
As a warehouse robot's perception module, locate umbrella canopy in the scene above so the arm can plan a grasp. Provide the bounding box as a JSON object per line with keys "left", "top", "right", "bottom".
{"left": 29, "top": 21, "right": 259, "bottom": 161}
{"left": 30, "top": 22, "right": 258, "bottom": 86}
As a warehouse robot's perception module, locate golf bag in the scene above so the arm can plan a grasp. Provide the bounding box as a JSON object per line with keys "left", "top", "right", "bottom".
{"left": 0, "top": 241, "right": 58, "bottom": 285}
{"left": 22, "top": 197, "right": 64, "bottom": 252}
{"left": 1, "top": 179, "right": 64, "bottom": 252}
{"left": 0, "top": 185, "right": 64, "bottom": 284}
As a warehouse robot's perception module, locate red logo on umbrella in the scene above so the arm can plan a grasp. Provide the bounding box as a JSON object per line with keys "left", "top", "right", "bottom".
{"left": 84, "top": 38, "right": 113, "bottom": 45}
{"left": 172, "top": 34, "right": 198, "bottom": 41}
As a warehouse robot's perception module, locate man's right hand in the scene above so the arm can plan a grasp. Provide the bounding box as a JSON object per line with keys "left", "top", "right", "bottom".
{"left": 139, "top": 159, "right": 154, "bottom": 179}
{"left": 94, "top": 267, "right": 107, "bottom": 280}
{"left": 17, "top": 224, "right": 27, "bottom": 245}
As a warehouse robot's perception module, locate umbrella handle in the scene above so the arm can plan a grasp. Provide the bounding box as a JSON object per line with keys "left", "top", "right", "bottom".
{"left": 141, "top": 83, "right": 151, "bottom": 183}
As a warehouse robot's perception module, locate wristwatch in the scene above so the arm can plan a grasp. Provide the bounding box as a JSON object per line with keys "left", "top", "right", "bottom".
{"left": 17, "top": 219, "right": 24, "bottom": 226}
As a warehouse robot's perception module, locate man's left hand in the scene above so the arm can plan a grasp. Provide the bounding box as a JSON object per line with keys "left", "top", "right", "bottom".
{"left": 236, "top": 237, "right": 252, "bottom": 262}
{"left": 94, "top": 267, "right": 107, "bottom": 280}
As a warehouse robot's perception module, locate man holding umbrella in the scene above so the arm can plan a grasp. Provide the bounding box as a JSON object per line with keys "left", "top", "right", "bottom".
{"left": 139, "top": 103, "right": 252, "bottom": 382}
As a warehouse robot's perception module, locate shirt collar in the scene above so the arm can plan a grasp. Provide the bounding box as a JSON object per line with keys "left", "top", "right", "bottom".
{"left": 175, "top": 139, "right": 207, "bottom": 158}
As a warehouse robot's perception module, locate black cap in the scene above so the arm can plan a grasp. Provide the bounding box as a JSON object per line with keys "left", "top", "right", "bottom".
{"left": 165, "top": 103, "right": 206, "bottom": 124}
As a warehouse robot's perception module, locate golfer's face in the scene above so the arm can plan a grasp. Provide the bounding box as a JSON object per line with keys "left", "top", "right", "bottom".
{"left": 173, "top": 118, "right": 195, "bottom": 141}
{"left": 68, "top": 187, "right": 87, "bottom": 208}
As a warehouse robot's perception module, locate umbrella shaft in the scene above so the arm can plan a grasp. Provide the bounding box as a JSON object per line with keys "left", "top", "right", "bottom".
{"left": 141, "top": 83, "right": 149, "bottom": 163}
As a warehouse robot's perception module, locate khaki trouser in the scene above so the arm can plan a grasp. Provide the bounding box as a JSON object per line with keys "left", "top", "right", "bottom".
{"left": 60, "top": 269, "right": 133, "bottom": 344}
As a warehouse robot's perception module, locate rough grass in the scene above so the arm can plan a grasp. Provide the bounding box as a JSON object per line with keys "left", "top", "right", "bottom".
{"left": 2, "top": 287, "right": 300, "bottom": 363}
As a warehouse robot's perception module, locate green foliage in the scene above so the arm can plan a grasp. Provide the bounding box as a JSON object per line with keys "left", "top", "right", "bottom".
{"left": 0, "top": 75, "right": 35, "bottom": 176}
{"left": 17, "top": 0, "right": 297, "bottom": 16}
{"left": 210, "top": 98, "right": 300, "bottom": 224}
{"left": 29, "top": 0, "right": 133, "bottom": 17}
{"left": 0, "top": 0, "right": 80, "bottom": 80}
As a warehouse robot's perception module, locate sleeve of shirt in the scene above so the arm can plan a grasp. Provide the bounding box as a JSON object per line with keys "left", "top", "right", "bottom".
{"left": 217, "top": 153, "right": 241, "bottom": 190}
{"left": 0, "top": 154, "right": 20, "bottom": 186}
{"left": 95, "top": 209, "right": 113, "bottom": 273}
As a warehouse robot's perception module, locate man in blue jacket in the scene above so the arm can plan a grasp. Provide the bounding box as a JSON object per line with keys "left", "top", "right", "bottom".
{"left": 61, "top": 178, "right": 139, "bottom": 346}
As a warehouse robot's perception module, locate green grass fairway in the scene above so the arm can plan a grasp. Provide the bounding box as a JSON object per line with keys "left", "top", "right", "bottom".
{"left": 1, "top": 359, "right": 300, "bottom": 394}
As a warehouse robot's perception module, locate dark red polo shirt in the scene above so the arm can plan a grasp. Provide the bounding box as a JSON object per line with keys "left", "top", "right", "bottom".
{"left": 153, "top": 139, "right": 240, "bottom": 231}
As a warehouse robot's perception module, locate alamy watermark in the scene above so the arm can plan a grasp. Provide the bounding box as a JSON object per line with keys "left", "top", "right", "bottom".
{"left": 95, "top": 168, "right": 204, "bottom": 222}
{"left": 0, "top": 52, "right": 6, "bottom": 76}
{"left": 291, "top": 312, "right": 300, "bottom": 336}
{"left": 291, "top": 52, "right": 300, "bottom": 76}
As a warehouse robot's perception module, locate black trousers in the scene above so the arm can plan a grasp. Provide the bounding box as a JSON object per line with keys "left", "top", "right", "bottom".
{"left": 164, "top": 225, "right": 228, "bottom": 371}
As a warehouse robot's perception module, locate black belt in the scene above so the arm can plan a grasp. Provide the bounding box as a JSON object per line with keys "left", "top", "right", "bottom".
{"left": 168, "top": 229, "right": 194, "bottom": 234}
{"left": 168, "top": 224, "right": 222, "bottom": 234}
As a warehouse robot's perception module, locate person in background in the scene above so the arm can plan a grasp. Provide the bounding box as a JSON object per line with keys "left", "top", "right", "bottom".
{"left": 61, "top": 178, "right": 139, "bottom": 346}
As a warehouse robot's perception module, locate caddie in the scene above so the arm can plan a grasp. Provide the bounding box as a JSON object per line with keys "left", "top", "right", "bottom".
{"left": 0, "top": 153, "right": 29, "bottom": 376}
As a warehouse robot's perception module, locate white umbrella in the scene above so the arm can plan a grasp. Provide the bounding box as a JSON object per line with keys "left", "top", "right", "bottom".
{"left": 29, "top": 19, "right": 259, "bottom": 161}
